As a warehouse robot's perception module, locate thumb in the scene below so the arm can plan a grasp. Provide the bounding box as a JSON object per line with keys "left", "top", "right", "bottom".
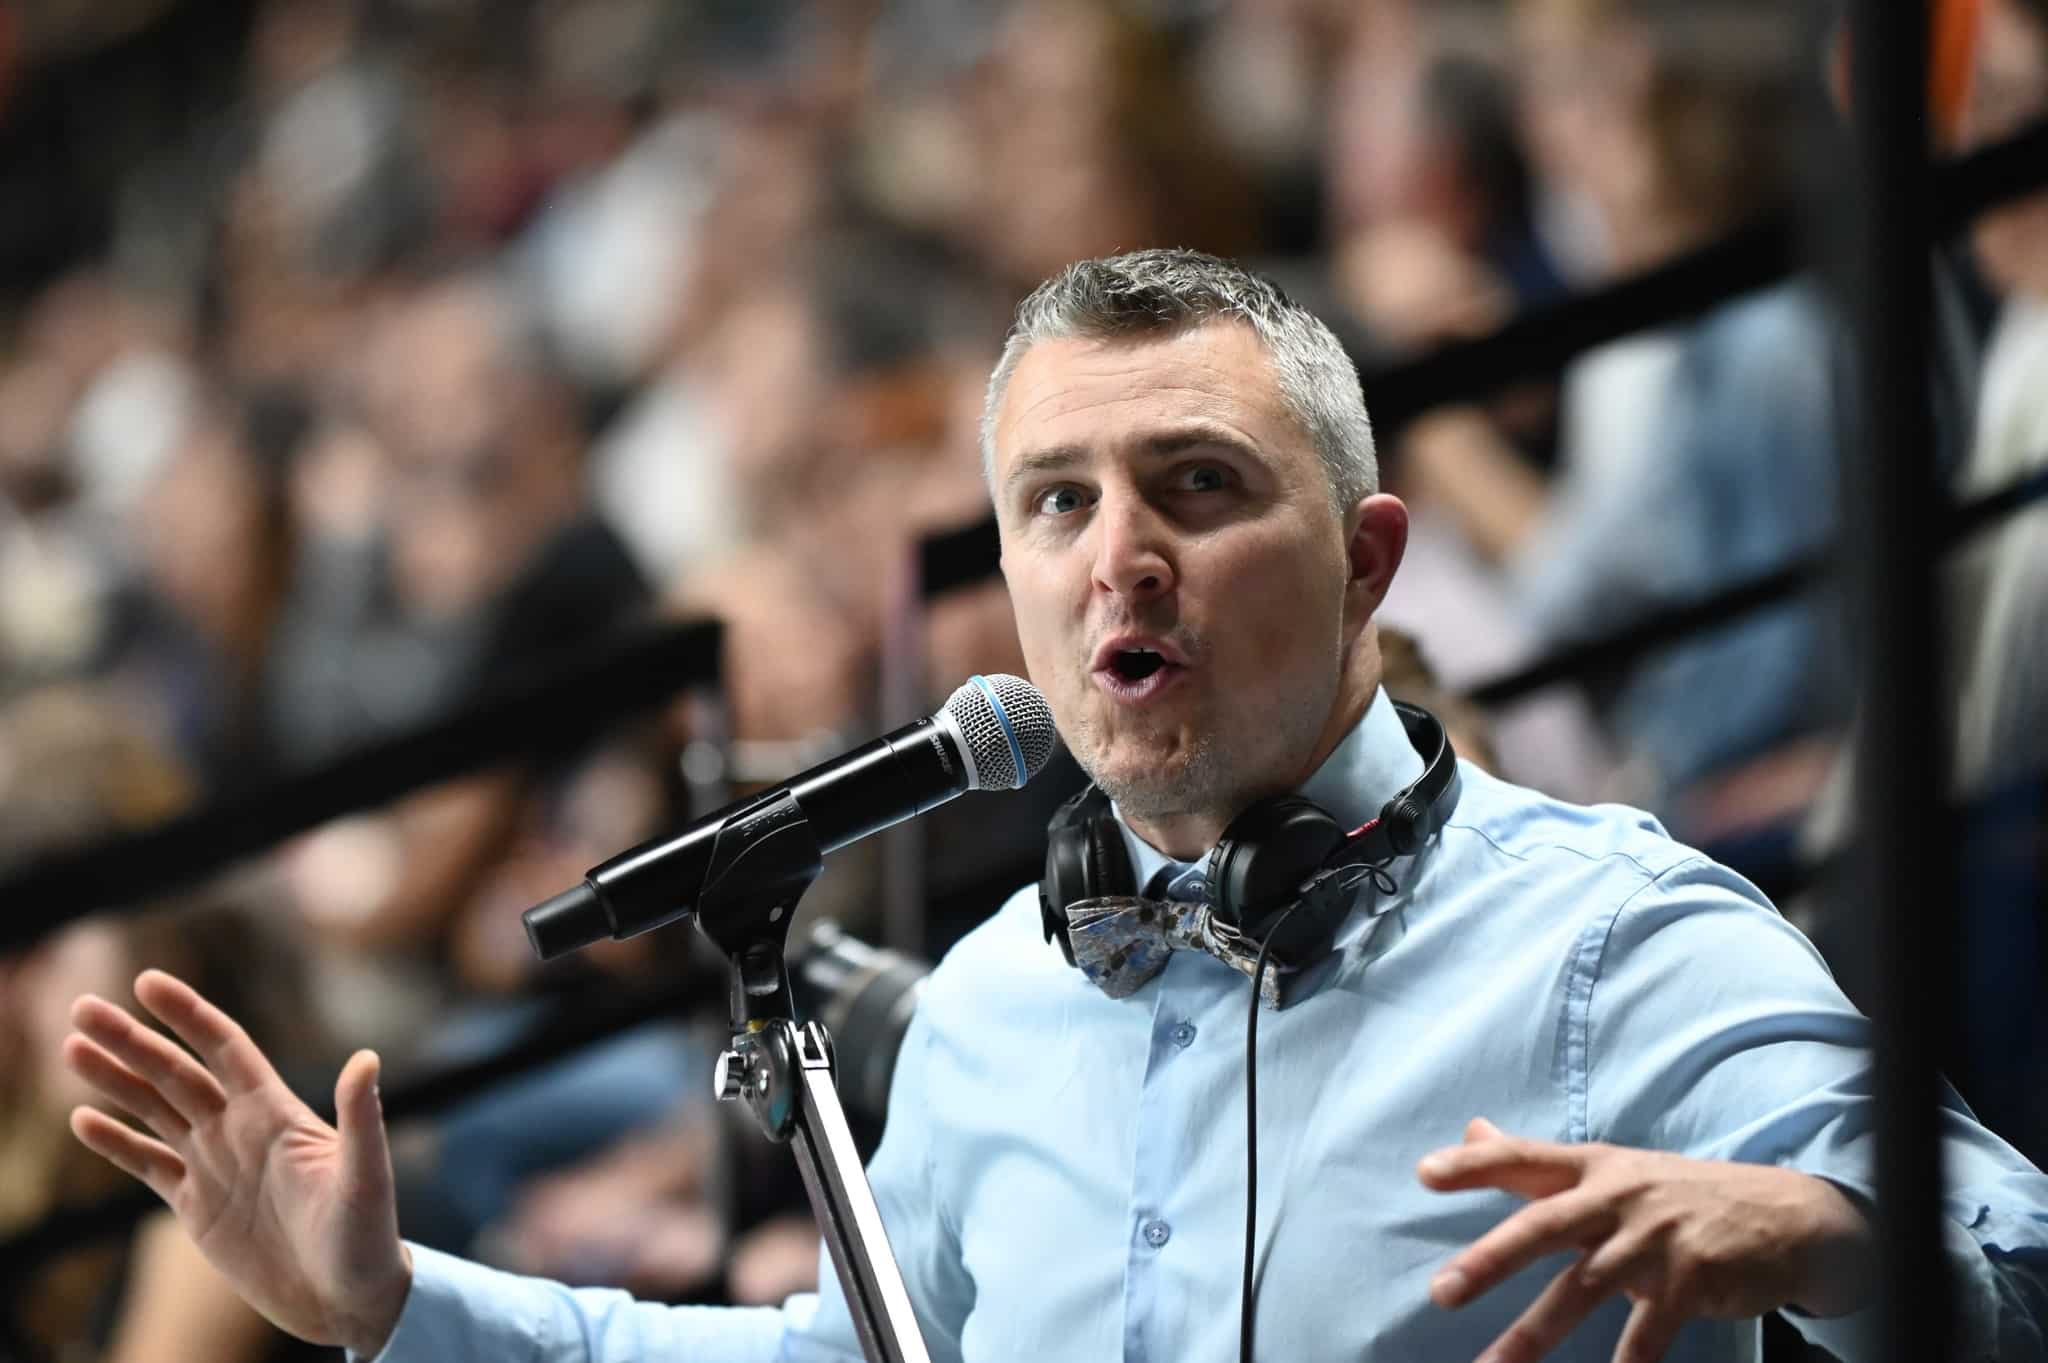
{"left": 335, "top": 1050, "right": 395, "bottom": 1198}
{"left": 1464, "top": 1116, "right": 1506, "bottom": 1143}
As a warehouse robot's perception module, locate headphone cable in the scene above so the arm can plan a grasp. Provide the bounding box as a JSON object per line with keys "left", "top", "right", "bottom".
{"left": 1240, "top": 861, "right": 1391, "bottom": 1363}
{"left": 1242, "top": 902, "right": 1303, "bottom": 1363}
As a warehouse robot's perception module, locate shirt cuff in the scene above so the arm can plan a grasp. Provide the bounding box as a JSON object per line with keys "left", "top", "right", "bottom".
{"left": 350, "top": 1243, "right": 547, "bottom": 1363}
{"left": 349, "top": 1242, "right": 796, "bottom": 1363}
{"left": 1779, "top": 1214, "right": 2005, "bottom": 1362}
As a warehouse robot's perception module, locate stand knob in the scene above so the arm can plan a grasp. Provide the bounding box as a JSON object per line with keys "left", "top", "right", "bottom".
{"left": 714, "top": 1047, "right": 747, "bottom": 1102}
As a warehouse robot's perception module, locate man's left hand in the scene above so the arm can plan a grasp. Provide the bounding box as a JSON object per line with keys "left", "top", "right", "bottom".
{"left": 1418, "top": 1118, "right": 1875, "bottom": 1363}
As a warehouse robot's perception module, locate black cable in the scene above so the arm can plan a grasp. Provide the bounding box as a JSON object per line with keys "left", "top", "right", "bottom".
{"left": 1241, "top": 858, "right": 1397, "bottom": 1363}
{"left": 1242, "top": 901, "right": 1305, "bottom": 1363}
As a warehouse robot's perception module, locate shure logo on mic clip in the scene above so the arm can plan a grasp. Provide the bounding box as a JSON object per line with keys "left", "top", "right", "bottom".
{"left": 741, "top": 800, "right": 800, "bottom": 839}
{"left": 926, "top": 729, "right": 956, "bottom": 780}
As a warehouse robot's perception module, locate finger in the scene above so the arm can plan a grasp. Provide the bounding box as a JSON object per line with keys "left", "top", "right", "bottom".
{"left": 70, "top": 1106, "right": 188, "bottom": 1201}
{"left": 71, "top": 995, "right": 228, "bottom": 1124}
{"left": 61, "top": 1032, "right": 190, "bottom": 1141}
{"left": 1475, "top": 1257, "right": 1613, "bottom": 1363}
{"left": 1418, "top": 1135, "right": 1586, "bottom": 1198}
{"left": 1579, "top": 1221, "right": 1657, "bottom": 1292}
{"left": 134, "top": 969, "right": 280, "bottom": 1095}
{"left": 1612, "top": 1297, "right": 1685, "bottom": 1363}
{"left": 335, "top": 1050, "right": 397, "bottom": 1207}
{"left": 1432, "top": 1186, "right": 1617, "bottom": 1308}
{"left": 1465, "top": 1116, "right": 1506, "bottom": 1142}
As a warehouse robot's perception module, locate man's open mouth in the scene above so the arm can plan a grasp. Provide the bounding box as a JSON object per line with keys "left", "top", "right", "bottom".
{"left": 1094, "top": 643, "right": 1186, "bottom": 703}
{"left": 1109, "top": 648, "right": 1168, "bottom": 683}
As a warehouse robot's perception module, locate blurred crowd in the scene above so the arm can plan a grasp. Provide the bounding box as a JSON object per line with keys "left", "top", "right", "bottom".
{"left": 0, "top": 0, "right": 2043, "bottom": 1359}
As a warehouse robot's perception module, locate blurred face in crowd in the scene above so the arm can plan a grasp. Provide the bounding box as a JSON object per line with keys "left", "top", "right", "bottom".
{"left": 1512, "top": 0, "right": 1648, "bottom": 225}
{"left": 1963, "top": 0, "right": 2048, "bottom": 299}
{"left": 991, "top": 321, "right": 1403, "bottom": 854}
{"left": 16, "top": 921, "right": 128, "bottom": 1112}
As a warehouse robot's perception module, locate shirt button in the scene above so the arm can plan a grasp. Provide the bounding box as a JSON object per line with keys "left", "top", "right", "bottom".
{"left": 1142, "top": 1219, "right": 1171, "bottom": 1248}
{"left": 1170, "top": 1021, "right": 1197, "bottom": 1048}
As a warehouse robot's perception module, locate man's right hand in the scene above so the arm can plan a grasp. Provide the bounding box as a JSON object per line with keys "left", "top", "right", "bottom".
{"left": 63, "top": 969, "right": 413, "bottom": 1358}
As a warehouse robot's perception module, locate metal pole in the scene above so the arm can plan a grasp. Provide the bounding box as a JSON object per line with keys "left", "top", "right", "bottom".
{"left": 1843, "top": 3, "right": 1952, "bottom": 1362}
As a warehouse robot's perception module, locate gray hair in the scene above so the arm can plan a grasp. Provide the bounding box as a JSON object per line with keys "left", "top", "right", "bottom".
{"left": 979, "top": 249, "right": 1376, "bottom": 512}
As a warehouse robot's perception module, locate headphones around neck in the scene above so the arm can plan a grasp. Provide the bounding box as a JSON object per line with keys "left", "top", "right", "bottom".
{"left": 1039, "top": 700, "right": 1462, "bottom": 973}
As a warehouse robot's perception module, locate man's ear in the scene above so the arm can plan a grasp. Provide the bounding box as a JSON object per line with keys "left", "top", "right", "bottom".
{"left": 1344, "top": 493, "right": 1409, "bottom": 621}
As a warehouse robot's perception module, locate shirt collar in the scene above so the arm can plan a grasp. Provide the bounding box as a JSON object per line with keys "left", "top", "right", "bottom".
{"left": 1110, "top": 685, "right": 1426, "bottom": 890}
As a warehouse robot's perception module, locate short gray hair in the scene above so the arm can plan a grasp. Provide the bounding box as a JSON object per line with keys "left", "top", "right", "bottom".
{"left": 979, "top": 249, "right": 1376, "bottom": 512}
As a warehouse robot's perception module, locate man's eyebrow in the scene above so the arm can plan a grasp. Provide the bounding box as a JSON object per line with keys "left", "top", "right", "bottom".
{"left": 1004, "top": 445, "right": 1089, "bottom": 489}
{"left": 1004, "top": 427, "right": 1263, "bottom": 489}
{"left": 1142, "top": 425, "right": 1261, "bottom": 459}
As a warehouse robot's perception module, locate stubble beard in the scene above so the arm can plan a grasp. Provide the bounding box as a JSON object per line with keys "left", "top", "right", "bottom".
{"left": 1069, "top": 671, "right": 1338, "bottom": 828}
{"left": 1085, "top": 724, "right": 1230, "bottom": 823}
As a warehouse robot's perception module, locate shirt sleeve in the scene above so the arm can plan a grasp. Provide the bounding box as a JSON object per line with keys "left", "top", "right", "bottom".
{"left": 353, "top": 1003, "right": 971, "bottom": 1363}
{"left": 1574, "top": 856, "right": 2048, "bottom": 1360}
{"left": 353, "top": 1244, "right": 790, "bottom": 1363}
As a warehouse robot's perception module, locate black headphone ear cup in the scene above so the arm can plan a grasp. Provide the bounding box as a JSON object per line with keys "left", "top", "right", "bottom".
{"left": 1040, "top": 787, "right": 1136, "bottom": 968}
{"left": 1209, "top": 796, "right": 1346, "bottom": 938}
{"left": 1041, "top": 831, "right": 1082, "bottom": 965}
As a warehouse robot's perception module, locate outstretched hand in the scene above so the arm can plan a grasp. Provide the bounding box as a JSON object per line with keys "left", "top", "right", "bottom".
{"left": 1418, "top": 1118, "right": 1874, "bottom": 1363}
{"left": 63, "top": 970, "right": 413, "bottom": 1358}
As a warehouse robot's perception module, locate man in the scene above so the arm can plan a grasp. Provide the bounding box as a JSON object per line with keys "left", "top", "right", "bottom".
{"left": 61, "top": 251, "right": 2048, "bottom": 1361}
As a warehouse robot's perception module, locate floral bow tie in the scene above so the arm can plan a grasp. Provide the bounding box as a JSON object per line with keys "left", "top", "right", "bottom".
{"left": 1065, "top": 865, "right": 1295, "bottom": 1009}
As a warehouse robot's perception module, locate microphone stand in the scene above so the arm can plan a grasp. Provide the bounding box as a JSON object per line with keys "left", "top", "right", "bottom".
{"left": 692, "top": 790, "right": 932, "bottom": 1363}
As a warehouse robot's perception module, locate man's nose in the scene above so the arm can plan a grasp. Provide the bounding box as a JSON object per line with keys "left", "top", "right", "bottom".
{"left": 1090, "top": 494, "right": 1175, "bottom": 600}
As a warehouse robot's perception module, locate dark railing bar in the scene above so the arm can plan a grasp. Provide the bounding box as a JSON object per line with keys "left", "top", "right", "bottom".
{"left": 1846, "top": 3, "right": 1951, "bottom": 1361}
{"left": 1468, "top": 461, "right": 2048, "bottom": 708}
{"left": 0, "top": 618, "right": 724, "bottom": 950}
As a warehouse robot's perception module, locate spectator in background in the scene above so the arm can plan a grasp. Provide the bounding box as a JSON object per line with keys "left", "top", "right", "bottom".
{"left": 0, "top": 274, "right": 199, "bottom": 701}
{"left": 245, "top": 272, "right": 696, "bottom": 1262}
{"left": 958, "top": 0, "right": 1255, "bottom": 294}
{"left": 265, "top": 274, "right": 646, "bottom": 976}
{"left": 1950, "top": 0, "right": 2048, "bottom": 799}
{"left": 97, "top": 387, "right": 304, "bottom": 794}
{"left": 1332, "top": 37, "right": 1567, "bottom": 358}
{"left": 1319, "top": 4, "right": 1617, "bottom": 806}
{"left": 0, "top": 352, "right": 106, "bottom": 691}
{"left": 0, "top": 685, "right": 329, "bottom": 1363}
{"left": 1939, "top": 0, "right": 2048, "bottom": 1165}
{"left": 1395, "top": 0, "right": 1842, "bottom": 839}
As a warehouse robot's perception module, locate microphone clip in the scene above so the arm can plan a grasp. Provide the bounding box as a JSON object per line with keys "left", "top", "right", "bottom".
{"left": 695, "top": 787, "right": 825, "bottom": 1032}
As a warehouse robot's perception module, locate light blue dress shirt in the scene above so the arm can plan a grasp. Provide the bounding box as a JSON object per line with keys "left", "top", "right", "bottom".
{"left": 364, "top": 688, "right": 2048, "bottom": 1363}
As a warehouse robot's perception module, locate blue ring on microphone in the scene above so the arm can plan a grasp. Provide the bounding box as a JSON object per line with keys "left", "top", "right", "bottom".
{"left": 969, "top": 674, "right": 1027, "bottom": 789}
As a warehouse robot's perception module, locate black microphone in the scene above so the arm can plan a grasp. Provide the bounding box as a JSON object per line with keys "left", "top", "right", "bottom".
{"left": 523, "top": 674, "right": 1055, "bottom": 960}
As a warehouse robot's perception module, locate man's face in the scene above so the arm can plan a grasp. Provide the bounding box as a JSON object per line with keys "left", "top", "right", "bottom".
{"left": 990, "top": 320, "right": 1370, "bottom": 824}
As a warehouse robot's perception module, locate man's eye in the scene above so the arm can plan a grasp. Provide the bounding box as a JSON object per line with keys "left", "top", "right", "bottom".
{"left": 1035, "top": 486, "right": 1087, "bottom": 516}
{"left": 1180, "top": 465, "right": 1228, "bottom": 493}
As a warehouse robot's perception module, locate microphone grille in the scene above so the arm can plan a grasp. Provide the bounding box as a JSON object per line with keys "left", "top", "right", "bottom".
{"left": 943, "top": 674, "right": 1056, "bottom": 791}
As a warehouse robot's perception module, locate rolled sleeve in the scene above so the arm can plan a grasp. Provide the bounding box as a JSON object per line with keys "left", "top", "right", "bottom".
{"left": 1576, "top": 857, "right": 2048, "bottom": 1358}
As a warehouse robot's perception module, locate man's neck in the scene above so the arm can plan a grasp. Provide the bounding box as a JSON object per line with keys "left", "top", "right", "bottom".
{"left": 1124, "top": 656, "right": 1382, "bottom": 862}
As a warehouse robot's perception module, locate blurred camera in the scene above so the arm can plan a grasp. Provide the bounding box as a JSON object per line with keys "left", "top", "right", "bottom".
{"left": 789, "top": 920, "right": 930, "bottom": 1123}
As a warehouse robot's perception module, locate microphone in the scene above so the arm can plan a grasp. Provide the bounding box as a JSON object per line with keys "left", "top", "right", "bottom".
{"left": 524, "top": 674, "right": 1055, "bottom": 960}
